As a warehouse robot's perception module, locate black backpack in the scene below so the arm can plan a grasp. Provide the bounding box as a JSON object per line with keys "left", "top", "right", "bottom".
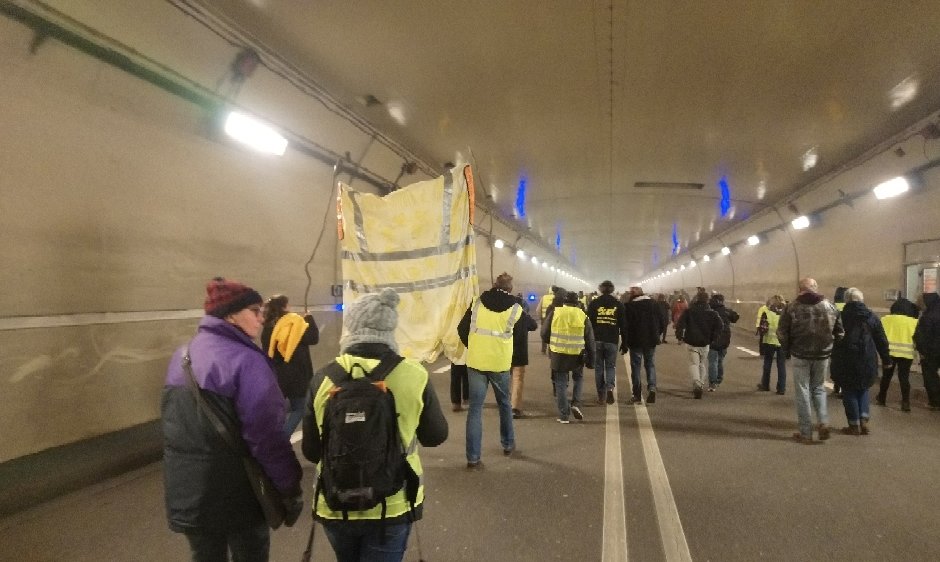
{"left": 316, "top": 352, "right": 418, "bottom": 518}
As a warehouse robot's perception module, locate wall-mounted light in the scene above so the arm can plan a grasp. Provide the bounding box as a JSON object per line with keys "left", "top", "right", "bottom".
{"left": 494, "top": 238, "right": 505, "bottom": 249}
{"left": 791, "top": 215, "right": 811, "bottom": 230}
{"left": 689, "top": 260, "right": 696, "bottom": 268}
{"left": 746, "top": 235, "right": 760, "bottom": 246}
{"left": 516, "top": 249, "right": 526, "bottom": 259}
{"left": 703, "top": 255, "right": 711, "bottom": 262}
{"left": 721, "top": 246, "right": 731, "bottom": 255}
{"left": 680, "top": 264, "right": 686, "bottom": 270}
{"left": 531, "top": 256, "right": 539, "bottom": 265}
{"left": 873, "top": 176, "right": 910, "bottom": 199}
{"left": 801, "top": 147, "right": 818, "bottom": 171}
{"left": 224, "top": 111, "right": 288, "bottom": 155}
{"left": 542, "top": 262, "right": 549, "bottom": 268}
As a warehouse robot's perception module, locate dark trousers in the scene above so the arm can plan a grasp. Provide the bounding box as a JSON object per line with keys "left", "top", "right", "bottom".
{"left": 323, "top": 522, "right": 411, "bottom": 562}
{"left": 922, "top": 356, "right": 940, "bottom": 407}
{"left": 450, "top": 363, "right": 469, "bottom": 405}
{"left": 761, "top": 346, "right": 787, "bottom": 392}
{"left": 184, "top": 522, "right": 270, "bottom": 562}
{"left": 878, "top": 357, "right": 913, "bottom": 403}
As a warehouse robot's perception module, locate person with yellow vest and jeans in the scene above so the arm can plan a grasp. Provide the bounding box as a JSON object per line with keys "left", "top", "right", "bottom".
{"left": 539, "top": 286, "right": 558, "bottom": 354}
{"left": 542, "top": 292, "right": 596, "bottom": 423}
{"left": 458, "top": 273, "right": 525, "bottom": 468}
{"left": 757, "top": 295, "right": 787, "bottom": 394}
{"left": 302, "top": 288, "right": 448, "bottom": 561}
{"left": 875, "top": 297, "right": 920, "bottom": 412}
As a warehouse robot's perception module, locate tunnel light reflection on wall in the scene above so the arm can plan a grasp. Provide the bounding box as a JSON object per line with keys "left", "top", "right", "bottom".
{"left": 791, "top": 215, "right": 811, "bottom": 230}
{"left": 494, "top": 239, "right": 505, "bottom": 249}
{"left": 224, "top": 111, "right": 288, "bottom": 155}
{"left": 746, "top": 235, "right": 760, "bottom": 246}
{"left": 721, "top": 246, "right": 731, "bottom": 255}
{"left": 873, "top": 176, "right": 910, "bottom": 199}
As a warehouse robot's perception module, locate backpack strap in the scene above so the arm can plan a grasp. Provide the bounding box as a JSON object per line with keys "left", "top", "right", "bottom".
{"left": 322, "top": 352, "right": 405, "bottom": 385}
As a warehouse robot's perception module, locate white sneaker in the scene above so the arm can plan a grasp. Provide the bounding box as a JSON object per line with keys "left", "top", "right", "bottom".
{"left": 571, "top": 406, "right": 584, "bottom": 421}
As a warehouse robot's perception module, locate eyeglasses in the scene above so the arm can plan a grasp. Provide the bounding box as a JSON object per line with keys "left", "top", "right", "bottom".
{"left": 247, "top": 305, "right": 263, "bottom": 315}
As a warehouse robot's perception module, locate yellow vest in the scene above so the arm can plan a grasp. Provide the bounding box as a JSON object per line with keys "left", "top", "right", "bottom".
{"left": 540, "top": 294, "right": 554, "bottom": 318}
{"left": 312, "top": 354, "right": 427, "bottom": 521}
{"left": 550, "top": 306, "right": 587, "bottom": 355}
{"left": 755, "top": 305, "right": 769, "bottom": 328}
{"left": 763, "top": 309, "right": 781, "bottom": 347}
{"left": 466, "top": 299, "right": 522, "bottom": 372}
{"left": 881, "top": 314, "right": 917, "bottom": 359}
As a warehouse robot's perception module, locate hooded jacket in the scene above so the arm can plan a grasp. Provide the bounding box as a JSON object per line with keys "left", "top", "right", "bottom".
{"left": 675, "top": 302, "right": 723, "bottom": 347}
{"left": 830, "top": 301, "right": 891, "bottom": 389}
{"left": 708, "top": 299, "right": 741, "bottom": 350}
{"left": 587, "top": 293, "right": 626, "bottom": 345}
{"left": 542, "top": 304, "right": 596, "bottom": 371}
{"left": 777, "top": 292, "right": 844, "bottom": 359}
{"left": 624, "top": 295, "right": 663, "bottom": 350}
{"left": 458, "top": 287, "right": 530, "bottom": 367}
{"left": 914, "top": 293, "right": 940, "bottom": 358}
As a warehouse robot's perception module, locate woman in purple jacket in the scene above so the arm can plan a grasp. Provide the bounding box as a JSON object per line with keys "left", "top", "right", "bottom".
{"left": 162, "top": 278, "right": 303, "bottom": 561}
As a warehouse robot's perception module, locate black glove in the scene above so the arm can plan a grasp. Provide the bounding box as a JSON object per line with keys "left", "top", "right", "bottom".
{"left": 283, "top": 493, "right": 304, "bottom": 527}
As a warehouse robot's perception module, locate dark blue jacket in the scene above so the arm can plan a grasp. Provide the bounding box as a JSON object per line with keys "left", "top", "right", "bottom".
{"left": 830, "top": 302, "right": 890, "bottom": 390}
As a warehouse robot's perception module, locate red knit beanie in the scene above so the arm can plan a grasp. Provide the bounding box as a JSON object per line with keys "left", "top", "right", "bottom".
{"left": 204, "top": 277, "right": 263, "bottom": 318}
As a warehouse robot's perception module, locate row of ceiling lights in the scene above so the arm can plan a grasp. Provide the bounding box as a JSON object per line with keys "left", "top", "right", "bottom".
{"left": 638, "top": 174, "right": 918, "bottom": 286}
{"left": 492, "top": 238, "right": 590, "bottom": 287}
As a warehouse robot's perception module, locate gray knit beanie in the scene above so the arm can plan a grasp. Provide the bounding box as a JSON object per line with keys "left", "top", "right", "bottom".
{"left": 340, "top": 288, "right": 400, "bottom": 352}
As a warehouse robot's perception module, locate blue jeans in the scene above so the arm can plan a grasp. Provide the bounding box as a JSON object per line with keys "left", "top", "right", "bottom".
{"left": 323, "top": 522, "right": 411, "bottom": 562}
{"left": 466, "top": 368, "right": 515, "bottom": 462}
{"left": 553, "top": 369, "right": 584, "bottom": 420}
{"left": 283, "top": 395, "right": 307, "bottom": 438}
{"left": 841, "top": 388, "right": 870, "bottom": 425}
{"left": 761, "top": 346, "right": 787, "bottom": 392}
{"left": 595, "top": 342, "right": 618, "bottom": 397}
{"left": 628, "top": 347, "right": 657, "bottom": 397}
{"left": 707, "top": 347, "right": 727, "bottom": 385}
{"left": 184, "top": 521, "right": 269, "bottom": 562}
{"left": 792, "top": 357, "right": 829, "bottom": 437}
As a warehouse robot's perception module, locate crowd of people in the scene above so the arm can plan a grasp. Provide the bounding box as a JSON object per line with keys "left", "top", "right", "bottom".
{"left": 159, "top": 274, "right": 940, "bottom": 560}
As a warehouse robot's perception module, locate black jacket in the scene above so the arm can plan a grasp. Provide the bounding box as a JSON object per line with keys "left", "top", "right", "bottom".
{"left": 675, "top": 302, "right": 723, "bottom": 347}
{"left": 624, "top": 295, "right": 662, "bottom": 350}
{"left": 260, "top": 314, "right": 319, "bottom": 398}
{"left": 588, "top": 294, "right": 626, "bottom": 345}
{"left": 512, "top": 296, "right": 538, "bottom": 366}
{"left": 458, "top": 288, "right": 530, "bottom": 363}
{"left": 914, "top": 293, "right": 940, "bottom": 358}
{"left": 709, "top": 303, "right": 740, "bottom": 350}
{"left": 830, "top": 302, "right": 891, "bottom": 389}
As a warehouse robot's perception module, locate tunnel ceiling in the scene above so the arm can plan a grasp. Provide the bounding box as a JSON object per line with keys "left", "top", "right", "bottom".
{"left": 199, "top": 0, "right": 940, "bottom": 283}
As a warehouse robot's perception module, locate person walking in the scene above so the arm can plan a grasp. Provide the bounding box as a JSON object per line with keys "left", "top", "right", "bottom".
{"left": 830, "top": 286, "right": 849, "bottom": 397}
{"left": 830, "top": 288, "right": 891, "bottom": 435}
{"left": 777, "top": 278, "right": 844, "bottom": 444}
{"left": 162, "top": 277, "right": 303, "bottom": 560}
{"left": 301, "top": 288, "right": 448, "bottom": 561}
{"left": 706, "top": 293, "right": 740, "bottom": 391}
{"left": 261, "top": 294, "right": 320, "bottom": 437}
{"left": 913, "top": 291, "right": 940, "bottom": 410}
{"left": 757, "top": 295, "right": 788, "bottom": 394}
{"left": 656, "top": 294, "right": 671, "bottom": 343}
{"left": 587, "top": 280, "right": 626, "bottom": 404}
{"left": 538, "top": 286, "right": 556, "bottom": 354}
{"left": 675, "top": 291, "right": 723, "bottom": 399}
{"left": 624, "top": 286, "right": 663, "bottom": 404}
{"left": 458, "top": 273, "right": 525, "bottom": 467}
{"left": 543, "top": 291, "right": 596, "bottom": 423}
{"left": 449, "top": 360, "right": 469, "bottom": 412}
{"left": 510, "top": 293, "right": 539, "bottom": 419}
{"left": 876, "top": 297, "right": 920, "bottom": 411}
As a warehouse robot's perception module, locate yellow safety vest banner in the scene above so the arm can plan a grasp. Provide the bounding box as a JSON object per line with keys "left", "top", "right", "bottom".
{"left": 339, "top": 166, "right": 479, "bottom": 362}
{"left": 550, "top": 306, "right": 586, "bottom": 355}
{"left": 881, "top": 314, "right": 917, "bottom": 359}
{"left": 466, "top": 299, "right": 521, "bottom": 372}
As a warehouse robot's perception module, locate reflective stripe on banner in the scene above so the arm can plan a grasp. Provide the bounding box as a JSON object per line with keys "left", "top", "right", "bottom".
{"left": 342, "top": 235, "right": 472, "bottom": 262}
{"left": 441, "top": 171, "right": 454, "bottom": 246}
{"left": 344, "top": 265, "right": 477, "bottom": 294}
{"left": 348, "top": 190, "right": 369, "bottom": 252}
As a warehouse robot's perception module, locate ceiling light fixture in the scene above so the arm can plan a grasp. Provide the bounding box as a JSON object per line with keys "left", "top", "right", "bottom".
{"left": 873, "top": 176, "right": 910, "bottom": 199}
{"left": 703, "top": 255, "right": 711, "bottom": 262}
{"left": 516, "top": 249, "right": 526, "bottom": 259}
{"left": 721, "top": 247, "right": 731, "bottom": 256}
{"left": 747, "top": 235, "right": 760, "bottom": 246}
{"left": 791, "top": 215, "right": 810, "bottom": 230}
{"left": 801, "top": 147, "right": 818, "bottom": 171}
{"left": 494, "top": 239, "right": 504, "bottom": 249}
{"left": 224, "top": 111, "right": 288, "bottom": 155}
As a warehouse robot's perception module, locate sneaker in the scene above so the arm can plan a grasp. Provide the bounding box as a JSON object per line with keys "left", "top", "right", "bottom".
{"left": 775, "top": 390, "right": 785, "bottom": 395}
{"left": 466, "top": 460, "right": 484, "bottom": 470}
{"left": 452, "top": 403, "right": 463, "bottom": 412}
{"left": 840, "top": 425, "right": 861, "bottom": 436}
{"left": 693, "top": 387, "right": 703, "bottom": 399}
{"left": 756, "top": 384, "right": 770, "bottom": 391}
{"left": 556, "top": 418, "right": 571, "bottom": 424}
{"left": 791, "top": 432, "right": 821, "bottom": 445}
{"left": 503, "top": 447, "right": 515, "bottom": 456}
{"left": 630, "top": 395, "right": 643, "bottom": 404}
{"left": 860, "top": 419, "right": 870, "bottom": 435}
{"left": 571, "top": 406, "right": 584, "bottom": 421}
{"left": 646, "top": 390, "right": 656, "bottom": 404}
{"left": 901, "top": 401, "right": 911, "bottom": 412}
{"left": 606, "top": 389, "right": 615, "bottom": 405}
{"left": 817, "top": 424, "right": 831, "bottom": 441}
{"left": 511, "top": 408, "right": 523, "bottom": 419}
{"left": 707, "top": 385, "right": 716, "bottom": 392}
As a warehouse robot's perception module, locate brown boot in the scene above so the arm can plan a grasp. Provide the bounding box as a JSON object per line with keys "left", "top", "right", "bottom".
{"left": 816, "top": 424, "right": 831, "bottom": 440}
{"left": 840, "top": 425, "right": 861, "bottom": 436}
{"left": 860, "top": 419, "right": 870, "bottom": 435}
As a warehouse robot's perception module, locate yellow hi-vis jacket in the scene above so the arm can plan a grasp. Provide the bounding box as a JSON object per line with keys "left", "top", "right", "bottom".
{"left": 755, "top": 304, "right": 769, "bottom": 329}
{"left": 550, "top": 306, "right": 588, "bottom": 355}
{"left": 882, "top": 314, "right": 918, "bottom": 359}
{"left": 540, "top": 294, "right": 554, "bottom": 319}
{"left": 467, "top": 299, "right": 522, "bottom": 372}
{"left": 311, "top": 354, "right": 427, "bottom": 521}
{"left": 762, "top": 309, "right": 781, "bottom": 347}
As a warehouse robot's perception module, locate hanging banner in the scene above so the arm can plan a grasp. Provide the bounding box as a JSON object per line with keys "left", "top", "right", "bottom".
{"left": 339, "top": 165, "right": 478, "bottom": 362}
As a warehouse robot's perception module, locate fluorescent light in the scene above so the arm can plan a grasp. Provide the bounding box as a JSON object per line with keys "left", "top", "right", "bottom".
{"left": 516, "top": 249, "right": 526, "bottom": 259}
{"left": 703, "top": 255, "right": 711, "bottom": 262}
{"left": 721, "top": 246, "right": 731, "bottom": 255}
{"left": 531, "top": 256, "right": 539, "bottom": 265}
{"left": 494, "top": 238, "right": 505, "bottom": 249}
{"left": 791, "top": 215, "right": 810, "bottom": 230}
{"left": 889, "top": 75, "right": 919, "bottom": 110}
{"left": 224, "top": 111, "right": 288, "bottom": 155}
{"left": 873, "top": 176, "right": 910, "bottom": 199}
{"left": 747, "top": 235, "right": 760, "bottom": 246}
{"left": 689, "top": 260, "right": 696, "bottom": 268}
{"left": 801, "top": 147, "right": 818, "bottom": 171}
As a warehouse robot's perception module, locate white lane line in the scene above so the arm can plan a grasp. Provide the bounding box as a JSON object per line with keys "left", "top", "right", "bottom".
{"left": 635, "top": 405, "right": 693, "bottom": 562}
{"left": 603, "top": 397, "right": 628, "bottom": 561}
{"left": 432, "top": 364, "right": 451, "bottom": 374}
{"left": 736, "top": 346, "right": 760, "bottom": 356}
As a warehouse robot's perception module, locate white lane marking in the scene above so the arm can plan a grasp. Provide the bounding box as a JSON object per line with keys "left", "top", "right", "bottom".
{"left": 736, "top": 346, "right": 760, "bottom": 356}
{"left": 290, "top": 430, "right": 302, "bottom": 444}
{"left": 635, "top": 406, "right": 693, "bottom": 562}
{"left": 603, "top": 395, "right": 628, "bottom": 561}
{"left": 433, "top": 364, "right": 451, "bottom": 374}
